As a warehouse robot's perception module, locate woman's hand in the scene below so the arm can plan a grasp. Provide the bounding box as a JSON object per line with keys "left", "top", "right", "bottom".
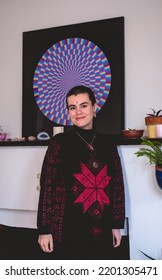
{"left": 112, "top": 229, "right": 122, "bottom": 247}
{"left": 38, "top": 234, "right": 54, "bottom": 253}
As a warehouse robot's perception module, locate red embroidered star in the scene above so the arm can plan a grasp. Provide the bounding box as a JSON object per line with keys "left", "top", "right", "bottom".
{"left": 72, "top": 162, "right": 111, "bottom": 213}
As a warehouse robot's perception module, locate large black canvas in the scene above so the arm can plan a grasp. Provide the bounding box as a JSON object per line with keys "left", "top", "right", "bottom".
{"left": 22, "top": 17, "right": 125, "bottom": 137}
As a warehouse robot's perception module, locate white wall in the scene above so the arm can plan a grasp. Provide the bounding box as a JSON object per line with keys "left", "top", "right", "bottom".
{"left": 0, "top": 0, "right": 162, "bottom": 138}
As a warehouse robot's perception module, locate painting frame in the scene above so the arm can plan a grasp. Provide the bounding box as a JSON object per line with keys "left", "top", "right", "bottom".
{"left": 22, "top": 16, "right": 125, "bottom": 137}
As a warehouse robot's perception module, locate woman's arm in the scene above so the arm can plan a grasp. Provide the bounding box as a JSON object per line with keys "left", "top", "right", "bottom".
{"left": 37, "top": 136, "right": 63, "bottom": 238}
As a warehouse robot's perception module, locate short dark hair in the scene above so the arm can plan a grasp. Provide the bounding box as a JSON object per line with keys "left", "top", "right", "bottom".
{"left": 66, "top": 85, "right": 96, "bottom": 109}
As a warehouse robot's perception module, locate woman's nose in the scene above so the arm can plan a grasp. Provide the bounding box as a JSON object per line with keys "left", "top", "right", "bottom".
{"left": 76, "top": 107, "right": 82, "bottom": 114}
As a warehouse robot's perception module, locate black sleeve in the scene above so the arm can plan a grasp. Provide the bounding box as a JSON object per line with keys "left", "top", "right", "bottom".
{"left": 37, "top": 135, "right": 65, "bottom": 239}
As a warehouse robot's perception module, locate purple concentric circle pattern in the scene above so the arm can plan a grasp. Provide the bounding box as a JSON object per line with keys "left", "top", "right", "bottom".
{"left": 33, "top": 38, "right": 111, "bottom": 125}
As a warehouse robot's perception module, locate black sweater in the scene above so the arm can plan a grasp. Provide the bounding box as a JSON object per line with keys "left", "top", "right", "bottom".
{"left": 37, "top": 126, "right": 125, "bottom": 245}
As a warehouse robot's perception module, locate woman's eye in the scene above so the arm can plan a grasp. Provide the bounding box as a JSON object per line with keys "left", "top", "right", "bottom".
{"left": 69, "top": 106, "right": 75, "bottom": 111}
{"left": 81, "top": 104, "right": 87, "bottom": 109}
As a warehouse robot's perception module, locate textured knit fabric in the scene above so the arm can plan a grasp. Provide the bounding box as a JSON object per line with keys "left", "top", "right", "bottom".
{"left": 37, "top": 126, "right": 125, "bottom": 259}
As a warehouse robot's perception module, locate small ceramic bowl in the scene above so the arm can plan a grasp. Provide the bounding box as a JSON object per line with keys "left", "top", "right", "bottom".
{"left": 0, "top": 133, "right": 7, "bottom": 141}
{"left": 122, "top": 129, "right": 144, "bottom": 139}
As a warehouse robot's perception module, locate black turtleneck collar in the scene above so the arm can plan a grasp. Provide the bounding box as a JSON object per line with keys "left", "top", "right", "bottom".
{"left": 73, "top": 125, "right": 95, "bottom": 142}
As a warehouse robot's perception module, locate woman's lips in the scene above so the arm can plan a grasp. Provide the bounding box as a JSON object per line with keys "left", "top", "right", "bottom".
{"left": 76, "top": 116, "right": 85, "bottom": 120}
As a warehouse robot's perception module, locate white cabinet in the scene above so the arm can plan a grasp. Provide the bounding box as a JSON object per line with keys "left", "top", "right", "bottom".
{"left": 0, "top": 145, "right": 47, "bottom": 228}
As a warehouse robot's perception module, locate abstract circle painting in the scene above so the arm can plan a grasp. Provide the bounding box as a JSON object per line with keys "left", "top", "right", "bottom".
{"left": 33, "top": 38, "right": 111, "bottom": 125}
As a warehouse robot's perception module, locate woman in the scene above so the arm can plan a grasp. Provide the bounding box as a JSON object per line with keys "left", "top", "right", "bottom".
{"left": 37, "top": 85, "right": 125, "bottom": 259}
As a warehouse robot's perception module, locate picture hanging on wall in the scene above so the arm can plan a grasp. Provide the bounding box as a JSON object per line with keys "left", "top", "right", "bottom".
{"left": 22, "top": 16, "right": 125, "bottom": 137}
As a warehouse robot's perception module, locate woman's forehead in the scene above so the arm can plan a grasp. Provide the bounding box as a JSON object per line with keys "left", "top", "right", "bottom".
{"left": 67, "top": 93, "right": 90, "bottom": 105}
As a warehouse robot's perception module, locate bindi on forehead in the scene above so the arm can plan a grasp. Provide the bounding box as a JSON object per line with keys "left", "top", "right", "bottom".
{"left": 67, "top": 93, "right": 90, "bottom": 106}
{"left": 73, "top": 99, "right": 82, "bottom": 105}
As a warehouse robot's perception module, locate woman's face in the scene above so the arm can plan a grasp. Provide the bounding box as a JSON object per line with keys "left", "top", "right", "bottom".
{"left": 67, "top": 93, "right": 96, "bottom": 130}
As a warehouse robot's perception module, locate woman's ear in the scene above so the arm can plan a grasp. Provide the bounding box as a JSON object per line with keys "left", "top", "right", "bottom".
{"left": 93, "top": 104, "right": 97, "bottom": 117}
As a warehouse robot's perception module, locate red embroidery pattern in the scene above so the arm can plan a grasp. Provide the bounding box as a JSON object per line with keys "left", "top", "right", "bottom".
{"left": 72, "top": 161, "right": 111, "bottom": 218}
{"left": 90, "top": 226, "right": 103, "bottom": 237}
{"left": 38, "top": 139, "right": 66, "bottom": 241}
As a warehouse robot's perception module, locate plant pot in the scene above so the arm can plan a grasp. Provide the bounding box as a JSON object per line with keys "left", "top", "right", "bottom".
{"left": 156, "top": 125, "right": 162, "bottom": 138}
{"left": 155, "top": 165, "right": 162, "bottom": 190}
{"left": 155, "top": 117, "right": 162, "bottom": 138}
{"left": 0, "top": 132, "right": 7, "bottom": 141}
{"left": 145, "top": 116, "right": 162, "bottom": 138}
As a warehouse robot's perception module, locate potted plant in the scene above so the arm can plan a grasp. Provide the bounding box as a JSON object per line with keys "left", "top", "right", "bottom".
{"left": 145, "top": 108, "right": 162, "bottom": 138}
{"left": 0, "top": 126, "right": 7, "bottom": 141}
{"left": 135, "top": 138, "right": 162, "bottom": 189}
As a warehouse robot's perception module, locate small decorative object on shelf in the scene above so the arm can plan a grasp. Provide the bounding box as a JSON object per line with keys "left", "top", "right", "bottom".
{"left": 37, "top": 132, "right": 50, "bottom": 140}
{"left": 0, "top": 126, "right": 7, "bottom": 141}
{"left": 145, "top": 108, "right": 162, "bottom": 138}
{"left": 122, "top": 129, "right": 144, "bottom": 139}
{"left": 18, "top": 137, "right": 25, "bottom": 141}
{"left": 135, "top": 138, "right": 162, "bottom": 189}
{"left": 28, "top": 136, "right": 36, "bottom": 141}
{"left": 53, "top": 126, "right": 64, "bottom": 136}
